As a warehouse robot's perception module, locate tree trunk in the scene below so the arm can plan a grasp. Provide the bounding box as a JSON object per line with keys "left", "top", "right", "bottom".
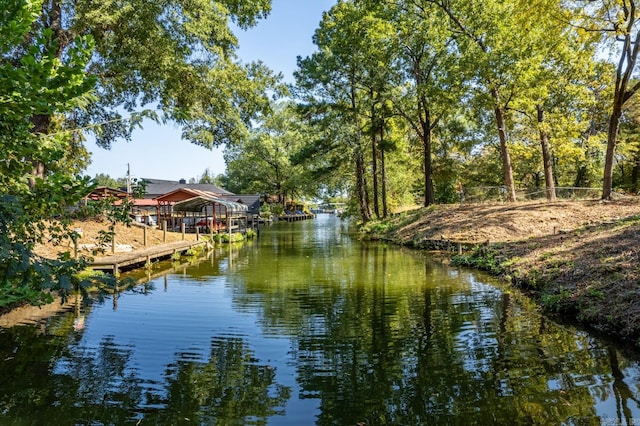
{"left": 603, "top": 5, "right": 640, "bottom": 199}
{"left": 356, "top": 148, "right": 371, "bottom": 222}
{"left": 351, "top": 78, "right": 370, "bottom": 222}
{"left": 27, "top": 1, "right": 70, "bottom": 189}
{"left": 537, "top": 105, "right": 556, "bottom": 201}
{"left": 28, "top": 114, "right": 51, "bottom": 188}
{"left": 491, "top": 88, "right": 517, "bottom": 202}
{"left": 603, "top": 103, "right": 623, "bottom": 199}
{"left": 371, "top": 95, "right": 380, "bottom": 219}
{"left": 363, "top": 160, "right": 371, "bottom": 220}
{"left": 422, "top": 108, "right": 435, "bottom": 206}
{"left": 631, "top": 152, "right": 640, "bottom": 192}
{"left": 380, "top": 126, "right": 388, "bottom": 218}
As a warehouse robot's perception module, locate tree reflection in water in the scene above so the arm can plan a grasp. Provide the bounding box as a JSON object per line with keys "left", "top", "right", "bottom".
{"left": 2, "top": 216, "right": 640, "bottom": 425}
{"left": 0, "top": 316, "right": 290, "bottom": 424}
{"left": 148, "top": 337, "right": 290, "bottom": 424}
{"left": 233, "top": 241, "right": 638, "bottom": 425}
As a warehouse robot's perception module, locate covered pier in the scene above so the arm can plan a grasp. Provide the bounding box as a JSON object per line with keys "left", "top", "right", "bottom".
{"left": 172, "top": 194, "right": 249, "bottom": 237}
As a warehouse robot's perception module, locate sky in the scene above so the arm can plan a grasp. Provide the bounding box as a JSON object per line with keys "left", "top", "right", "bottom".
{"left": 84, "top": 0, "right": 336, "bottom": 182}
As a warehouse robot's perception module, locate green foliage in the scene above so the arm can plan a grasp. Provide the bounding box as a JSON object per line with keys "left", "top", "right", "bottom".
{"left": 224, "top": 101, "right": 312, "bottom": 201}
{"left": 48, "top": 0, "right": 282, "bottom": 149}
{"left": 0, "top": 0, "right": 141, "bottom": 309}
{"left": 259, "top": 203, "right": 271, "bottom": 215}
{"left": 452, "top": 246, "right": 504, "bottom": 276}
{"left": 212, "top": 232, "right": 246, "bottom": 243}
{"left": 291, "top": 0, "right": 611, "bottom": 218}
{"left": 613, "top": 91, "right": 640, "bottom": 192}
{"left": 359, "top": 220, "right": 391, "bottom": 236}
{"left": 93, "top": 173, "right": 126, "bottom": 188}
{"left": 540, "top": 287, "right": 573, "bottom": 313}
{"left": 198, "top": 168, "right": 217, "bottom": 184}
{"left": 434, "top": 181, "right": 458, "bottom": 204}
{"left": 270, "top": 204, "right": 284, "bottom": 216}
{"left": 0, "top": 281, "right": 52, "bottom": 308}
{"left": 75, "top": 268, "right": 105, "bottom": 281}
{"left": 185, "top": 244, "right": 207, "bottom": 257}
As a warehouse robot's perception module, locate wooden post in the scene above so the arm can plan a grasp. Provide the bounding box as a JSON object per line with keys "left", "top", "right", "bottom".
{"left": 143, "top": 226, "right": 147, "bottom": 247}
{"left": 181, "top": 222, "right": 185, "bottom": 240}
{"left": 457, "top": 242, "right": 462, "bottom": 255}
{"left": 196, "top": 226, "right": 199, "bottom": 241}
{"left": 212, "top": 202, "right": 217, "bottom": 232}
{"left": 163, "top": 221, "right": 167, "bottom": 243}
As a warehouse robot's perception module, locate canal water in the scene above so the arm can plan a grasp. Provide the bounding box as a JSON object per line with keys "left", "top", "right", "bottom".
{"left": 1, "top": 214, "right": 640, "bottom": 425}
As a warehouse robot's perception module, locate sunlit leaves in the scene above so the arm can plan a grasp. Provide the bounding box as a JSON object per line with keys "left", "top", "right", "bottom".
{"left": 64, "top": 0, "right": 276, "bottom": 148}
{"left": 224, "top": 102, "right": 309, "bottom": 199}
{"left": 0, "top": 0, "right": 97, "bottom": 306}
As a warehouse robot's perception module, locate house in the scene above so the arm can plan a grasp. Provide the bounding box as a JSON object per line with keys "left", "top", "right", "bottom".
{"left": 140, "top": 178, "right": 233, "bottom": 199}
{"left": 221, "top": 194, "right": 261, "bottom": 216}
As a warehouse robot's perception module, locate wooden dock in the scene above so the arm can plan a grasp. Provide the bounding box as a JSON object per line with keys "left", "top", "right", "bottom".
{"left": 90, "top": 240, "right": 209, "bottom": 274}
{"left": 277, "top": 213, "right": 315, "bottom": 222}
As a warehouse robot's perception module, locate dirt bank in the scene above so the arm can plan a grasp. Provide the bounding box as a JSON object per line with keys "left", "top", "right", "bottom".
{"left": 33, "top": 217, "right": 199, "bottom": 259}
{"left": 372, "top": 197, "right": 640, "bottom": 346}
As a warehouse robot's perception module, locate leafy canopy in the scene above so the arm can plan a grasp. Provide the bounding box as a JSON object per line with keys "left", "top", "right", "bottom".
{"left": 0, "top": 0, "right": 100, "bottom": 307}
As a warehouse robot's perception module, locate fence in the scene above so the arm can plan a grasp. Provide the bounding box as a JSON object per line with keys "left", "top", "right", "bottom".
{"left": 460, "top": 186, "right": 603, "bottom": 204}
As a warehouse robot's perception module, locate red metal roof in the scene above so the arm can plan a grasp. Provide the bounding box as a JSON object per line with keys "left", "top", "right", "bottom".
{"left": 153, "top": 188, "right": 222, "bottom": 203}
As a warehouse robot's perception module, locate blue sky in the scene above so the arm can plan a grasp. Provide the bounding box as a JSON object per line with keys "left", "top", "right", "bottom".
{"left": 85, "top": 0, "right": 336, "bottom": 182}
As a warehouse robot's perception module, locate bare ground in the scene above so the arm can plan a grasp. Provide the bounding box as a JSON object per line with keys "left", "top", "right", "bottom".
{"left": 33, "top": 218, "right": 199, "bottom": 259}
{"left": 379, "top": 197, "right": 640, "bottom": 345}
{"left": 389, "top": 198, "right": 640, "bottom": 244}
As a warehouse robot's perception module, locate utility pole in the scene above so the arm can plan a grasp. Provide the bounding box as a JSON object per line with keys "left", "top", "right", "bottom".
{"left": 126, "top": 163, "right": 132, "bottom": 194}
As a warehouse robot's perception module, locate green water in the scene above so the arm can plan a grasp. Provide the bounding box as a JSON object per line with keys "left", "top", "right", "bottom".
{"left": 1, "top": 214, "right": 639, "bottom": 425}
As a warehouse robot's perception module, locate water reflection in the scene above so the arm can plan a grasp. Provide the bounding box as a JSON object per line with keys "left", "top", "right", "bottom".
{"left": 0, "top": 215, "right": 639, "bottom": 424}
{"left": 0, "top": 322, "right": 289, "bottom": 424}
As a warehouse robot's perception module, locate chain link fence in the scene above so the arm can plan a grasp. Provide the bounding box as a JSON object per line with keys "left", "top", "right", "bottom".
{"left": 459, "top": 186, "right": 602, "bottom": 204}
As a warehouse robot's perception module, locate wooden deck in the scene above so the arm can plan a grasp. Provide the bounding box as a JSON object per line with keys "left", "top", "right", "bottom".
{"left": 90, "top": 240, "right": 209, "bottom": 274}
{"left": 277, "top": 213, "right": 315, "bottom": 222}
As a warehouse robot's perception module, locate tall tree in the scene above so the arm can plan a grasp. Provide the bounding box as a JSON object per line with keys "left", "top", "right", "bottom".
{"left": 0, "top": 0, "right": 99, "bottom": 306}
{"left": 199, "top": 168, "right": 217, "bottom": 184}
{"left": 353, "top": 6, "right": 399, "bottom": 218}
{"left": 424, "top": 0, "right": 521, "bottom": 201}
{"left": 386, "top": 0, "right": 462, "bottom": 206}
{"left": 507, "top": 0, "right": 599, "bottom": 201}
{"left": 18, "top": 0, "right": 280, "bottom": 178}
{"left": 224, "top": 102, "right": 308, "bottom": 204}
{"left": 296, "top": 1, "right": 375, "bottom": 221}
{"left": 298, "top": 1, "right": 424, "bottom": 220}
{"left": 575, "top": 0, "right": 640, "bottom": 199}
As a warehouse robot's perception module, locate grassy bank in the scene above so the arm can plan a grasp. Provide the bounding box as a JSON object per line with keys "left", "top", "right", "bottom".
{"left": 363, "top": 199, "right": 640, "bottom": 347}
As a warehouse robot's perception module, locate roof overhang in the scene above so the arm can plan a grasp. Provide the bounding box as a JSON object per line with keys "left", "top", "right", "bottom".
{"left": 172, "top": 195, "right": 248, "bottom": 213}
